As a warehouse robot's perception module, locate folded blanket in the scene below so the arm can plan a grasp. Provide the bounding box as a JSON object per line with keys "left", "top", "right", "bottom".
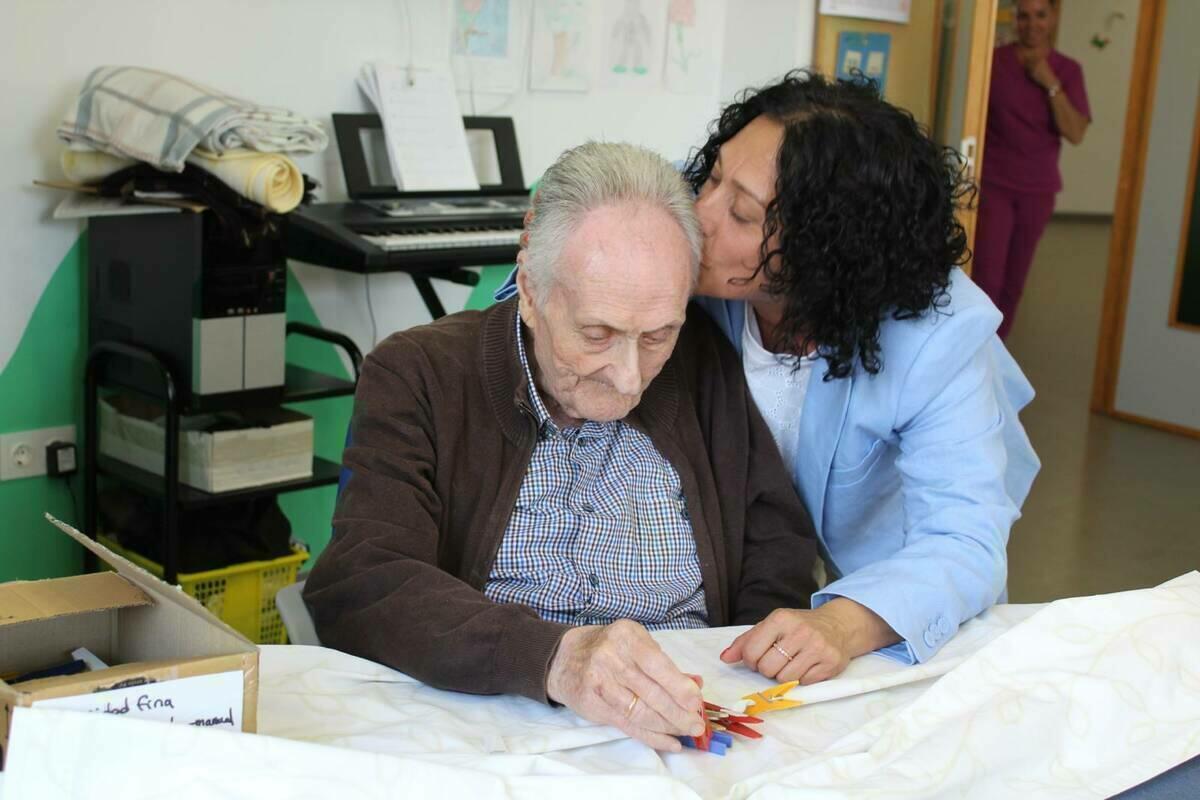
{"left": 58, "top": 65, "right": 327, "bottom": 173}
{"left": 61, "top": 147, "right": 304, "bottom": 213}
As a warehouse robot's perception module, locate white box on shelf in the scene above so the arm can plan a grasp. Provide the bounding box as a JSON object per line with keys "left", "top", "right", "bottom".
{"left": 98, "top": 395, "right": 313, "bottom": 494}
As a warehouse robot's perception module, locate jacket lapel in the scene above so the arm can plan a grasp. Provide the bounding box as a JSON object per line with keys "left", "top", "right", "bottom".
{"left": 796, "top": 365, "right": 853, "bottom": 546}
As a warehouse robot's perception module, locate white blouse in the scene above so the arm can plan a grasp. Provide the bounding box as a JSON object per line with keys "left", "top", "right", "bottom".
{"left": 741, "top": 308, "right": 816, "bottom": 468}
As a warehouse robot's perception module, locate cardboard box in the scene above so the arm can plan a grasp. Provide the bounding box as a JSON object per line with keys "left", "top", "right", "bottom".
{"left": 99, "top": 394, "right": 313, "bottom": 493}
{"left": 0, "top": 514, "right": 258, "bottom": 769}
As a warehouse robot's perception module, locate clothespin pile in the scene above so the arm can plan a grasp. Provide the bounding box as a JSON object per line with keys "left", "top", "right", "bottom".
{"left": 678, "top": 680, "right": 803, "bottom": 756}
{"left": 679, "top": 702, "right": 763, "bottom": 755}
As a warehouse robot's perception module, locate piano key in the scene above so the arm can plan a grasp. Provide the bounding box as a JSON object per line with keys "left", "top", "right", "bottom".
{"left": 362, "top": 228, "right": 523, "bottom": 252}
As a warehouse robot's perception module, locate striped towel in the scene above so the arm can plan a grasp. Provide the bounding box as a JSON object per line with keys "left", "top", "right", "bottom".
{"left": 58, "top": 66, "right": 328, "bottom": 173}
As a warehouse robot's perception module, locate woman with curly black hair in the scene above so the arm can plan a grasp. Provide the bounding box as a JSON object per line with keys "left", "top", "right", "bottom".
{"left": 689, "top": 71, "right": 1041, "bottom": 683}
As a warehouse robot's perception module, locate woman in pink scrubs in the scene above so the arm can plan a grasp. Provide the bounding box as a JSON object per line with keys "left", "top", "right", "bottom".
{"left": 974, "top": 0, "right": 1090, "bottom": 339}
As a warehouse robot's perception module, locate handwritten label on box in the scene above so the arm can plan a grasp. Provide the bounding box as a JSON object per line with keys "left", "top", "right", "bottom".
{"left": 33, "top": 670, "right": 244, "bottom": 729}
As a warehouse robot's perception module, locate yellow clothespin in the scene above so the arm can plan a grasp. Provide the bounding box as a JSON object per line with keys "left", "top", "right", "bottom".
{"left": 741, "top": 680, "right": 804, "bottom": 716}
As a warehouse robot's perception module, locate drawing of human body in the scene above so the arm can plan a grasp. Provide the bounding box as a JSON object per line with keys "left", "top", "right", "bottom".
{"left": 610, "top": 0, "right": 652, "bottom": 75}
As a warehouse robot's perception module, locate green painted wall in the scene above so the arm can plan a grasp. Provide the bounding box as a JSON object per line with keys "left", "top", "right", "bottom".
{"left": 0, "top": 236, "right": 88, "bottom": 581}
{"left": 0, "top": 235, "right": 511, "bottom": 583}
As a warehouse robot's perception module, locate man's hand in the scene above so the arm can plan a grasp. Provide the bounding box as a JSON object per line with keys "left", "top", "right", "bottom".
{"left": 721, "top": 600, "right": 900, "bottom": 685}
{"left": 547, "top": 620, "right": 706, "bottom": 752}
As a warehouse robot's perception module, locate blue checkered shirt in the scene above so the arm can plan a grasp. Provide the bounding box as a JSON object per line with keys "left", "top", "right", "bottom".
{"left": 483, "top": 314, "right": 708, "bottom": 630}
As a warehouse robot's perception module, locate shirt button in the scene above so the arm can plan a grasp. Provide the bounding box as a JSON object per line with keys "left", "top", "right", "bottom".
{"left": 588, "top": 573, "right": 600, "bottom": 588}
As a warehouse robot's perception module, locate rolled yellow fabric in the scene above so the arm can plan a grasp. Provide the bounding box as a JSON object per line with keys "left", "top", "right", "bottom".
{"left": 187, "top": 148, "right": 304, "bottom": 213}
{"left": 60, "top": 147, "right": 304, "bottom": 213}
{"left": 60, "top": 148, "right": 136, "bottom": 184}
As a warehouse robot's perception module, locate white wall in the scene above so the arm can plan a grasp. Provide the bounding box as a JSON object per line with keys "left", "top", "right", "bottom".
{"left": 0, "top": 0, "right": 816, "bottom": 374}
{"left": 1054, "top": 0, "right": 1139, "bottom": 215}
{"left": 1113, "top": 0, "right": 1200, "bottom": 430}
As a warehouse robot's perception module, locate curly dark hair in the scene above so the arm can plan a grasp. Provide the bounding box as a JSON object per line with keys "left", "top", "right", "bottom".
{"left": 684, "top": 70, "right": 974, "bottom": 380}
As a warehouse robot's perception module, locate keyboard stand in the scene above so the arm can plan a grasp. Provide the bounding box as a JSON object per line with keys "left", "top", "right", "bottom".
{"left": 413, "top": 270, "right": 479, "bottom": 319}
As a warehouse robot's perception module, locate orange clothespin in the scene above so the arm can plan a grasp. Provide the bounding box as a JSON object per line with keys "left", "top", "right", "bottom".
{"left": 741, "top": 680, "right": 804, "bottom": 716}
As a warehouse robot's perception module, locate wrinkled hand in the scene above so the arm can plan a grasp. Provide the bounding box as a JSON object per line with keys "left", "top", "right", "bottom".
{"left": 721, "top": 607, "right": 853, "bottom": 685}
{"left": 547, "top": 620, "right": 706, "bottom": 752}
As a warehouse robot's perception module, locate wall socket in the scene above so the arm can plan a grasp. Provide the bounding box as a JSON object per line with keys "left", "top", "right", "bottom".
{"left": 0, "top": 425, "right": 77, "bottom": 481}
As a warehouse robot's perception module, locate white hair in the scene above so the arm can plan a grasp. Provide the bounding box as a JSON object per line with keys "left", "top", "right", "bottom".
{"left": 522, "top": 141, "right": 702, "bottom": 305}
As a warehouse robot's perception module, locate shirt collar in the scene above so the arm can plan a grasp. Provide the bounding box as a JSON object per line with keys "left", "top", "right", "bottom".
{"left": 515, "top": 309, "right": 560, "bottom": 437}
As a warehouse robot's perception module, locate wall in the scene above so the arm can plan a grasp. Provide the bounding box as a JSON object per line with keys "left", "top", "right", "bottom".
{"left": 1112, "top": 0, "right": 1200, "bottom": 430}
{"left": 0, "top": 0, "right": 817, "bottom": 581}
{"left": 1055, "top": 0, "right": 1140, "bottom": 215}
{"left": 812, "top": 0, "right": 941, "bottom": 128}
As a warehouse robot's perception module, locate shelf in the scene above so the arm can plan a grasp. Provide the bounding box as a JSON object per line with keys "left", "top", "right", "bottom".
{"left": 97, "top": 455, "right": 342, "bottom": 509}
{"left": 283, "top": 365, "right": 357, "bottom": 403}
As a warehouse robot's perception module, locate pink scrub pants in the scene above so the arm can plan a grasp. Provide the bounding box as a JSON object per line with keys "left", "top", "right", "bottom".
{"left": 972, "top": 183, "right": 1057, "bottom": 340}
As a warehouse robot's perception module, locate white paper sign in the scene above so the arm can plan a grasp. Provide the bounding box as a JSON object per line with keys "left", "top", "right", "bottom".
{"left": 34, "top": 670, "right": 245, "bottom": 730}
{"left": 819, "top": 0, "right": 911, "bottom": 24}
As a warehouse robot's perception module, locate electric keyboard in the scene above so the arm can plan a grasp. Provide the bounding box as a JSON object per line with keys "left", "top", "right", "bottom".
{"left": 284, "top": 197, "right": 528, "bottom": 272}
{"left": 282, "top": 113, "right": 529, "bottom": 318}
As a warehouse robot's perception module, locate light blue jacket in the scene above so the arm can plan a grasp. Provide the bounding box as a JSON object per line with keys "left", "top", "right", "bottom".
{"left": 695, "top": 268, "right": 1040, "bottom": 663}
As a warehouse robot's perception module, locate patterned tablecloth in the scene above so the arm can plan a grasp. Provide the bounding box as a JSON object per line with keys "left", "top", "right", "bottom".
{"left": 4, "top": 573, "right": 1200, "bottom": 799}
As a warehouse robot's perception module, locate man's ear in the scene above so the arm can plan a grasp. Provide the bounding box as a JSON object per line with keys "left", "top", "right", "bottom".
{"left": 515, "top": 265, "right": 537, "bottom": 332}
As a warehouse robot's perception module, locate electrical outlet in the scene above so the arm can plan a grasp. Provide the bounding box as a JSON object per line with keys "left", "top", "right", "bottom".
{"left": 0, "top": 425, "right": 77, "bottom": 481}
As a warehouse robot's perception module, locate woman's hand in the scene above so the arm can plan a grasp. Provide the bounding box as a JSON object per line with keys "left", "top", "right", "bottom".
{"left": 1018, "top": 48, "right": 1059, "bottom": 90}
{"left": 721, "top": 599, "right": 901, "bottom": 685}
{"left": 1027, "top": 58, "right": 1060, "bottom": 91}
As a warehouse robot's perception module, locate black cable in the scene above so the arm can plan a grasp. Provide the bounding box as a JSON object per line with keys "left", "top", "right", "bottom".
{"left": 365, "top": 272, "right": 379, "bottom": 348}
{"left": 62, "top": 476, "right": 80, "bottom": 527}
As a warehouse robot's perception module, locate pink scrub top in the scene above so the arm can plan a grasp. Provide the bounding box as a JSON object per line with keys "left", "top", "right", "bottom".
{"left": 982, "top": 43, "right": 1090, "bottom": 194}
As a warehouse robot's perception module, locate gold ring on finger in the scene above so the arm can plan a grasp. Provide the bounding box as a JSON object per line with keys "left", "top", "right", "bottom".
{"left": 771, "top": 641, "right": 794, "bottom": 661}
{"left": 624, "top": 694, "right": 640, "bottom": 718}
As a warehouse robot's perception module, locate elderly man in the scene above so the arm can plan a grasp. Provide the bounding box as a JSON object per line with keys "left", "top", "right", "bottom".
{"left": 304, "top": 142, "right": 817, "bottom": 751}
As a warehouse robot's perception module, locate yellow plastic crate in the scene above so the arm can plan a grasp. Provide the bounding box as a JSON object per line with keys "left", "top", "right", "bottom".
{"left": 98, "top": 535, "right": 308, "bottom": 644}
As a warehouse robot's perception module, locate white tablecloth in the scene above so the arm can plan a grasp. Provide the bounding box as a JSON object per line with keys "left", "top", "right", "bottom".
{"left": 4, "top": 573, "right": 1200, "bottom": 799}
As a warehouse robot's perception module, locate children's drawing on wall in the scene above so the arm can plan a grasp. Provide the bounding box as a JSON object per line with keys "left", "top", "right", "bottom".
{"left": 530, "top": 0, "right": 590, "bottom": 92}
{"left": 452, "top": 0, "right": 522, "bottom": 95}
{"left": 454, "top": 0, "right": 511, "bottom": 58}
{"left": 599, "top": 0, "right": 666, "bottom": 89}
{"left": 664, "top": 0, "right": 725, "bottom": 94}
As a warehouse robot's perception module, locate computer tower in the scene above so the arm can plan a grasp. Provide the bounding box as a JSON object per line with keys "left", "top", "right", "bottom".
{"left": 88, "top": 211, "right": 288, "bottom": 412}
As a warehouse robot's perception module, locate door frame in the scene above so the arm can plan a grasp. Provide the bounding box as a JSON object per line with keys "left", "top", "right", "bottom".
{"left": 958, "top": 0, "right": 1000, "bottom": 257}
{"left": 1089, "top": 0, "right": 1179, "bottom": 426}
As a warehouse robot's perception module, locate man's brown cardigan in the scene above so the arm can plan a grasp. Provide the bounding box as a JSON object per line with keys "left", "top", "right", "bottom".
{"left": 304, "top": 299, "right": 818, "bottom": 703}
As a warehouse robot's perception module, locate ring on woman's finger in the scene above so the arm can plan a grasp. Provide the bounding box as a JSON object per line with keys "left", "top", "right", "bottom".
{"left": 624, "top": 694, "right": 640, "bottom": 718}
{"left": 771, "top": 641, "right": 794, "bottom": 661}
